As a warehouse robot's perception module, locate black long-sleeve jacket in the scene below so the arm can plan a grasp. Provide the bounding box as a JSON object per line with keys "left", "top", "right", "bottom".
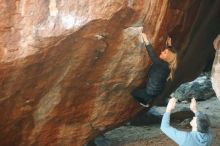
{"left": 145, "top": 44, "right": 170, "bottom": 96}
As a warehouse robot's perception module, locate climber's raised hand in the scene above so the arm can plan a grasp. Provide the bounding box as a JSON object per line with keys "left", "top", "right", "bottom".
{"left": 141, "top": 33, "right": 150, "bottom": 45}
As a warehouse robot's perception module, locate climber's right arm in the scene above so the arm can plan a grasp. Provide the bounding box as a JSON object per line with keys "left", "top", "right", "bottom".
{"left": 141, "top": 33, "right": 160, "bottom": 63}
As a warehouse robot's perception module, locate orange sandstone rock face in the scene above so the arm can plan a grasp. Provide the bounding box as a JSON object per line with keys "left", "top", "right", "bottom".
{"left": 0, "top": 0, "right": 219, "bottom": 146}
{"left": 212, "top": 34, "right": 220, "bottom": 100}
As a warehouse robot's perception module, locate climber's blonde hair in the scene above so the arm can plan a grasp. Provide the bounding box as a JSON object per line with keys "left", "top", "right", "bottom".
{"left": 164, "top": 49, "right": 177, "bottom": 80}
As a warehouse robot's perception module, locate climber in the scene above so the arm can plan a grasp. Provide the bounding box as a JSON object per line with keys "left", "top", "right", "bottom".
{"left": 161, "top": 97, "right": 212, "bottom": 146}
{"left": 131, "top": 32, "right": 177, "bottom": 107}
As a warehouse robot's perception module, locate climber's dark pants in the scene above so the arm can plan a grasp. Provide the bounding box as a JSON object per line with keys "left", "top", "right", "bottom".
{"left": 131, "top": 88, "right": 157, "bottom": 104}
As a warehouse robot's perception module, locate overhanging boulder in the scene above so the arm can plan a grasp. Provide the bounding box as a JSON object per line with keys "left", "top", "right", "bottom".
{"left": 0, "top": 0, "right": 220, "bottom": 146}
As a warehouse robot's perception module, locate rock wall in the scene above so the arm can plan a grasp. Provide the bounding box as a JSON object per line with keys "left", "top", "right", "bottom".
{"left": 171, "top": 72, "right": 215, "bottom": 101}
{"left": 0, "top": 0, "right": 220, "bottom": 146}
{"left": 211, "top": 34, "right": 220, "bottom": 100}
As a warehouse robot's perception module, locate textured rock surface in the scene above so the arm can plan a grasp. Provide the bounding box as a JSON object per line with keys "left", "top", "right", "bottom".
{"left": 0, "top": 0, "right": 220, "bottom": 146}
{"left": 211, "top": 34, "right": 220, "bottom": 100}
{"left": 171, "top": 72, "right": 215, "bottom": 101}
